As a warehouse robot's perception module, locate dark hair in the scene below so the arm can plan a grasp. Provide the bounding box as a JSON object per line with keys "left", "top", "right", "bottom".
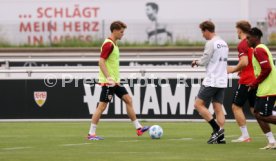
{"left": 248, "top": 27, "right": 263, "bottom": 39}
{"left": 110, "top": 21, "right": 127, "bottom": 32}
{"left": 146, "top": 2, "right": 159, "bottom": 12}
{"left": 236, "top": 20, "right": 251, "bottom": 33}
{"left": 199, "top": 21, "right": 215, "bottom": 32}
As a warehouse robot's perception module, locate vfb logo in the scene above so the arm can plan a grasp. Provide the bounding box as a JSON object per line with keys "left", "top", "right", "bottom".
{"left": 34, "top": 91, "right": 47, "bottom": 107}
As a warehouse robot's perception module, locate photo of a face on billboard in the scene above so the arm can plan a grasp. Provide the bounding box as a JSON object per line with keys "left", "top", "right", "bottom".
{"left": 145, "top": 2, "right": 172, "bottom": 45}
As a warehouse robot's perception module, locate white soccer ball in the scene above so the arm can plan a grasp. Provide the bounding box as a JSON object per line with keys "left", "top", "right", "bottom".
{"left": 148, "top": 125, "right": 163, "bottom": 139}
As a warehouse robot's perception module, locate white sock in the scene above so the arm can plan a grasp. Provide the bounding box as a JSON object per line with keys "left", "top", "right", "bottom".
{"left": 89, "top": 123, "right": 97, "bottom": 135}
{"left": 265, "top": 132, "right": 276, "bottom": 144}
{"left": 132, "top": 120, "right": 142, "bottom": 129}
{"left": 240, "top": 126, "right": 249, "bottom": 138}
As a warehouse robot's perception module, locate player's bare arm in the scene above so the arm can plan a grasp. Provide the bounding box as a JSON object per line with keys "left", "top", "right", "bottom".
{"left": 227, "top": 56, "right": 248, "bottom": 74}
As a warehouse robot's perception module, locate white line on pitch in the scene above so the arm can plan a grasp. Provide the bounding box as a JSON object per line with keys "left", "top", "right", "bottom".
{"left": 89, "top": 152, "right": 163, "bottom": 154}
{"left": 61, "top": 143, "right": 93, "bottom": 146}
{"left": 225, "top": 135, "right": 239, "bottom": 138}
{"left": 2, "top": 147, "right": 32, "bottom": 150}
{"left": 118, "top": 140, "right": 140, "bottom": 143}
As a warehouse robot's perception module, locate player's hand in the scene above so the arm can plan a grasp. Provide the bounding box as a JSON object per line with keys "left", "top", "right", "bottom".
{"left": 227, "top": 66, "right": 234, "bottom": 74}
{"left": 107, "top": 77, "right": 116, "bottom": 86}
{"left": 237, "top": 71, "right": 241, "bottom": 77}
{"left": 247, "top": 82, "right": 257, "bottom": 91}
{"left": 191, "top": 60, "right": 198, "bottom": 68}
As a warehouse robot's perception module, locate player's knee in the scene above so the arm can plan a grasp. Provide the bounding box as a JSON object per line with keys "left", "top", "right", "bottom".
{"left": 213, "top": 107, "right": 223, "bottom": 113}
{"left": 232, "top": 104, "right": 241, "bottom": 112}
{"left": 194, "top": 102, "right": 198, "bottom": 109}
{"left": 194, "top": 101, "right": 202, "bottom": 110}
{"left": 97, "top": 104, "right": 107, "bottom": 113}
{"left": 253, "top": 111, "right": 265, "bottom": 119}
{"left": 123, "top": 95, "right": 132, "bottom": 104}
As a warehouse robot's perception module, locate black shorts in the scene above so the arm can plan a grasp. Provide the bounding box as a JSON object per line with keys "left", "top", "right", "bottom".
{"left": 254, "top": 96, "right": 276, "bottom": 116}
{"left": 197, "top": 85, "right": 225, "bottom": 105}
{"left": 99, "top": 85, "right": 128, "bottom": 103}
{"left": 232, "top": 84, "right": 256, "bottom": 107}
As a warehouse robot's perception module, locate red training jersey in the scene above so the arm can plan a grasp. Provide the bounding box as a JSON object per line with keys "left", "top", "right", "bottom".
{"left": 100, "top": 38, "right": 114, "bottom": 59}
{"left": 250, "top": 47, "right": 272, "bottom": 87}
{"left": 237, "top": 39, "right": 256, "bottom": 84}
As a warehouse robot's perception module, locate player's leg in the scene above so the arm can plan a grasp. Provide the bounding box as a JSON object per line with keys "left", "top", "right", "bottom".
{"left": 212, "top": 88, "right": 225, "bottom": 128}
{"left": 212, "top": 88, "right": 226, "bottom": 144}
{"left": 88, "top": 86, "right": 113, "bottom": 140}
{"left": 255, "top": 96, "right": 276, "bottom": 124}
{"left": 213, "top": 102, "right": 224, "bottom": 129}
{"left": 254, "top": 96, "right": 276, "bottom": 149}
{"left": 88, "top": 102, "right": 107, "bottom": 140}
{"left": 194, "top": 86, "right": 214, "bottom": 122}
{"left": 255, "top": 115, "right": 276, "bottom": 149}
{"left": 248, "top": 88, "right": 257, "bottom": 116}
{"left": 194, "top": 86, "right": 224, "bottom": 144}
{"left": 116, "top": 85, "right": 150, "bottom": 136}
{"left": 121, "top": 94, "right": 137, "bottom": 121}
{"left": 232, "top": 103, "right": 247, "bottom": 130}
{"left": 258, "top": 115, "right": 276, "bottom": 124}
{"left": 231, "top": 84, "right": 251, "bottom": 142}
{"left": 194, "top": 97, "right": 213, "bottom": 121}
{"left": 213, "top": 101, "right": 226, "bottom": 144}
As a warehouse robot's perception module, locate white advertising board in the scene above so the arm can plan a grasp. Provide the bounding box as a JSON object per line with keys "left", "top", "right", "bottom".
{"left": 0, "top": 0, "right": 275, "bottom": 45}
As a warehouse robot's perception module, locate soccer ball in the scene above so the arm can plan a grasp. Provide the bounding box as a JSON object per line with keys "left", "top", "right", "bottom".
{"left": 148, "top": 125, "right": 163, "bottom": 139}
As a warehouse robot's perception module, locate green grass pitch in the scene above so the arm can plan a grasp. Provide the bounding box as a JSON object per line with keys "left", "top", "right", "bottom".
{"left": 0, "top": 121, "right": 275, "bottom": 161}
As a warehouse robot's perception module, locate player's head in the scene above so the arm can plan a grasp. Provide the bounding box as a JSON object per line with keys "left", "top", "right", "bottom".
{"left": 146, "top": 2, "right": 158, "bottom": 21}
{"left": 246, "top": 27, "right": 263, "bottom": 48}
{"left": 110, "top": 21, "right": 127, "bottom": 40}
{"left": 236, "top": 20, "right": 251, "bottom": 39}
{"left": 199, "top": 21, "right": 215, "bottom": 40}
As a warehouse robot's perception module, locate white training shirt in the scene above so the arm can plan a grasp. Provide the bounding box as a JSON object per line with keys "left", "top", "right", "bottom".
{"left": 197, "top": 36, "right": 229, "bottom": 88}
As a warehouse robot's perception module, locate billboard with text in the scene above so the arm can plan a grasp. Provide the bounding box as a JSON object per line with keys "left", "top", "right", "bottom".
{"left": 0, "top": 0, "right": 275, "bottom": 45}
{"left": 0, "top": 79, "right": 254, "bottom": 120}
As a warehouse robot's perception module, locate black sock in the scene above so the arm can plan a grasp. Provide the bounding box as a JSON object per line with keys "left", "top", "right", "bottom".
{"left": 208, "top": 119, "right": 220, "bottom": 132}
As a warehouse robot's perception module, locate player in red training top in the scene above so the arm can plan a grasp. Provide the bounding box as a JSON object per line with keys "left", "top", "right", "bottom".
{"left": 227, "top": 21, "right": 256, "bottom": 143}
{"left": 247, "top": 27, "right": 276, "bottom": 149}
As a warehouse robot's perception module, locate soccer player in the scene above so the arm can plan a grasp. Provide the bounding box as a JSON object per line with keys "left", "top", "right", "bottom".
{"left": 191, "top": 20, "right": 228, "bottom": 144}
{"left": 87, "top": 21, "right": 150, "bottom": 140}
{"left": 227, "top": 21, "right": 255, "bottom": 142}
{"left": 247, "top": 27, "right": 276, "bottom": 149}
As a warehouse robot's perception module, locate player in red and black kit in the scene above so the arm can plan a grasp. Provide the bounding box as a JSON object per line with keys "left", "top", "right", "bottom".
{"left": 227, "top": 21, "right": 256, "bottom": 142}
{"left": 247, "top": 27, "right": 276, "bottom": 149}
{"left": 87, "top": 21, "right": 149, "bottom": 140}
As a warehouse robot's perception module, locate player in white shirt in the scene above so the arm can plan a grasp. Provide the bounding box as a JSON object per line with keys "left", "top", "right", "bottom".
{"left": 191, "top": 20, "right": 229, "bottom": 144}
